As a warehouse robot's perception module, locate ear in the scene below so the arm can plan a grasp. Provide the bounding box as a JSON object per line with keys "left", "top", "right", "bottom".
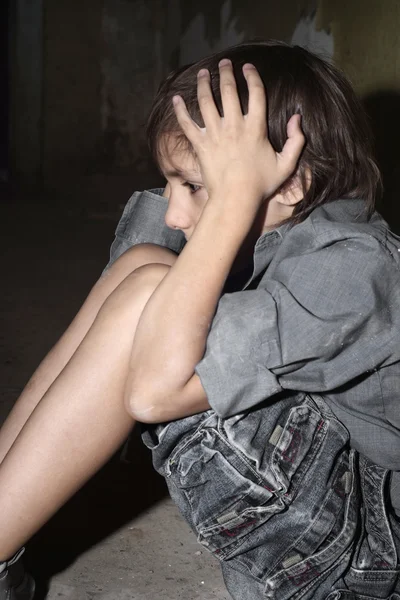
{"left": 276, "top": 167, "right": 311, "bottom": 207}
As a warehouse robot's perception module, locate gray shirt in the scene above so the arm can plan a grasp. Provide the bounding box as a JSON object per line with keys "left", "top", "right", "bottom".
{"left": 106, "top": 189, "right": 400, "bottom": 511}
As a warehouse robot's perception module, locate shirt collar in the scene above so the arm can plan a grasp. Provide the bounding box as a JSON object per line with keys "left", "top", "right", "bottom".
{"left": 243, "top": 199, "right": 372, "bottom": 289}
{"left": 242, "top": 223, "right": 289, "bottom": 289}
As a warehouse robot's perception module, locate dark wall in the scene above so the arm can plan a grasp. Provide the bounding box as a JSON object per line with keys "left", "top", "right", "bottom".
{"left": 0, "top": 0, "right": 9, "bottom": 182}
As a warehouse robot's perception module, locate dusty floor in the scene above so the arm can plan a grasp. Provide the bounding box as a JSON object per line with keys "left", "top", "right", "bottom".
{"left": 0, "top": 194, "right": 230, "bottom": 600}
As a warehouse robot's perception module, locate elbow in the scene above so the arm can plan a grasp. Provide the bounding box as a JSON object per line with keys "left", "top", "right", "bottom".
{"left": 125, "top": 382, "right": 190, "bottom": 423}
{"left": 125, "top": 389, "right": 161, "bottom": 423}
{"left": 124, "top": 377, "right": 172, "bottom": 423}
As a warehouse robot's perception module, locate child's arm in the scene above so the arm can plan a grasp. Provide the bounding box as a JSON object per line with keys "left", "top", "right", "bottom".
{"left": 125, "top": 61, "right": 304, "bottom": 423}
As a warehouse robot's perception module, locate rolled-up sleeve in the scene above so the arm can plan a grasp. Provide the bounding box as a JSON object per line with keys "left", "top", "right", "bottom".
{"left": 195, "top": 289, "right": 282, "bottom": 416}
{"left": 196, "top": 234, "right": 400, "bottom": 417}
{"left": 105, "top": 189, "right": 186, "bottom": 270}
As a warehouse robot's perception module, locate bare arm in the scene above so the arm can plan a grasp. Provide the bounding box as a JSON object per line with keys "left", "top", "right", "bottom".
{"left": 125, "top": 61, "right": 304, "bottom": 423}
{"left": 125, "top": 204, "right": 247, "bottom": 422}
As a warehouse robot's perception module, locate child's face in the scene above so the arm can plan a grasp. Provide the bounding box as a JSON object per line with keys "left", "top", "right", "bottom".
{"left": 159, "top": 135, "right": 303, "bottom": 242}
{"left": 160, "top": 140, "right": 208, "bottom": 241}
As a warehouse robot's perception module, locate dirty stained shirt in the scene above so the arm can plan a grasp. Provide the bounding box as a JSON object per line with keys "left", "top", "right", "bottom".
{"left": 106, "top": 189, "right": 400, "bottom": 513}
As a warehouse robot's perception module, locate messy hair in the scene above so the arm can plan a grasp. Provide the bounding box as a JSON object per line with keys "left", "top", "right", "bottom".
{"left": 147, "top": 40, "right": 381, "bottom": 225}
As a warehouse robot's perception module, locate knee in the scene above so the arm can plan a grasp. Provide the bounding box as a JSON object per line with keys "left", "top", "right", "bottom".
{"left": 114, "top": 243, "right": 177, "bottom": 272}
{"left": 130, "top": 262, "right": 171, "bottom": 284}
{"left": 98, "top": 263, "right": 171, "bottom": 319}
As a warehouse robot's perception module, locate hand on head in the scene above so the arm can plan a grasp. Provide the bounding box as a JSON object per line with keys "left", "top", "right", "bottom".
{"left": 172, "top": 58, "right": 305, "bottom": 218}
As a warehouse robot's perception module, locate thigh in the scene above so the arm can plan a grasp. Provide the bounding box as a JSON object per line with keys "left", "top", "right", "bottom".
{"left": 52, "top": 244, "right": 177, "bottom": 370}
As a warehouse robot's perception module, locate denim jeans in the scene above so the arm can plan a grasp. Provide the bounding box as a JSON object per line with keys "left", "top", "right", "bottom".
{"left": 142, "top": 392, "right": 400, "bottom": 599}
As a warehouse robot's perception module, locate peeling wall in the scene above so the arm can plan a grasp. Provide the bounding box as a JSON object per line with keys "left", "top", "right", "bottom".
{"left": 179, "top": 0, "right": 325, "bottom": 64}
{"left": 318, "top": 0, "right": 400, "bottom": 95}
{"left": 180, "top": 0, "right": 244, "bottom": 65}
{"left": 178, "top": 0, "right": 399, "bottom": 96}
{"left": 13, "top": 0, "right": 400, "bottom": 216}
{"left": 35, "top": 0, "right": 327, "bottom": 208}
{"left": 179, "top": 0, "right": 316, "bottom": 48}
{"left": 177, "top": 0, "right": 400, "bottom": 228}
{"left": 291, "top": 12, "right": 333, "bottom": 59}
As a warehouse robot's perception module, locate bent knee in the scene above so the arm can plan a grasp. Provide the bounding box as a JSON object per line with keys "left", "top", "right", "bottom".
{"left": 129, "top": 262, "right": 171, "bottom": 283}
{"left": 91, "top": 244, "right": 176, "bottom": 309}
{"left": 113, "top": 243, "right": 177, "bottom": 273}
{"left": 98, "top": 263, "right": 170, "bottom": 317}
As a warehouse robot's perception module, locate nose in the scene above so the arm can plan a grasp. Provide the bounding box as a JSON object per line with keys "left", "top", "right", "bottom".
{"left": 164, "top": 193, "right": 192, "bottom": 232}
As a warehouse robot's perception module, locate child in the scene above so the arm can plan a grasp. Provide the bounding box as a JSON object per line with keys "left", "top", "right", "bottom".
{"left": 1, "top": 40, "right": 400, "bottom": 600}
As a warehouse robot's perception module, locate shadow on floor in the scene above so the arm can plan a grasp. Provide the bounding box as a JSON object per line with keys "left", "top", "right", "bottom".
{"left": 26, "top": 430, "right": 168, "bottom": 600}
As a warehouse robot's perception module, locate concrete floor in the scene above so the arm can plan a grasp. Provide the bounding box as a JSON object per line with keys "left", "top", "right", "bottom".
{"left": 0, "top": 196, "right": 230, "bottom": 600}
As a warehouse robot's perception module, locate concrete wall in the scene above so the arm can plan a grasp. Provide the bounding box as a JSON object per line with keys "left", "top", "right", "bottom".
{"left": 316, "top": 0, "right": 400, "bottom": 229}
{"left": 177, "top": 0, "right": 400, "bottom": 229}
{"left": 179, "top": 0, "right": 316, "bottom": 51}
{"left": 40, "top": 0, "right": 178, "bottom": 213}
{"left": 42, "top": 0, "right": 104, "bottom": 207}
{"left": 100, "top": 0, "right": 165, "bottom": 174}
{"left": 179, "top": 0, "right": 244, "bottom": 65}
{"left": 10, "top": 0, "right": 400, "bottom": 221}
{"left": 318, "top": 1, "right": 400, "bottom": 95}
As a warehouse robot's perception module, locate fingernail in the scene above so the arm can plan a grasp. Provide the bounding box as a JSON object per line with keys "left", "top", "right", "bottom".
{"left": 172, "top": 95, "right": 181, "bottom": 105}
{"left": 243, "top": 63, "right": 256, "bottom": 70}
{"left": 197, "top": 69, "right": 209, "bottom": 78}
{"left": 218, "top": 58, "right": 231, "bottom": 67}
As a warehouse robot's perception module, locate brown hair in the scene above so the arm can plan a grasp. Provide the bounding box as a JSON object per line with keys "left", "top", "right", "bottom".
{"left": 147, "top": 40, "right": 381, "bottom": 224}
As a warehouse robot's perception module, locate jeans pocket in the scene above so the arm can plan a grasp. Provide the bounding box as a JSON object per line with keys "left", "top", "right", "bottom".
{"left": 167, "top": 424, "right": 284, "bottom": 558}
{"left": 261, "top": 451, "right": 359, "bottom": 600}
{"left": 267, "top": 401, "right": 329, "bottom": 498}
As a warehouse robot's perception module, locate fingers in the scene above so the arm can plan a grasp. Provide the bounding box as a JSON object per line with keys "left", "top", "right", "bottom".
{"left": 197, "top": 60, "right": 244, "bottom": 130}
{"left": 243, "top": 63, "right": 267, "bottom": 131}
{"left": 173, "top": 59, "right": 245, "bottom": 140}
{"left": 278, "top": 114, "right": 306, "bottom": 177}
{"left": 173, "top": 68, "right": 220, "bottom": 141}
{"left": 218, "top": 59, "right": 243, "bottom": 125}
{"left": 197, "top": 69, "right": 220, "bottom": 131}
{"left": 172, "top": 95, "right": 201, "bottom": 143}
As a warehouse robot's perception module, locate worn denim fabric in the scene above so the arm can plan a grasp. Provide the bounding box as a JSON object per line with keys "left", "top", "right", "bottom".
{"left": 142, "top": 394, "right": 400, "bottom": 600}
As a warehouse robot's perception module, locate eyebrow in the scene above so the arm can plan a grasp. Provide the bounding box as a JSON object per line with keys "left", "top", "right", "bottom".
{"left": 164, "top": 168, "right": 184, "bottom": 178}
{"left": 163, "top": 168, "right": 202, "bottom": 182}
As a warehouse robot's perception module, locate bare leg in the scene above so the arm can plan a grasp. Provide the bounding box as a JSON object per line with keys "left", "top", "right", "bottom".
{"left": 0, "top": 245, "right": 177, "bottom": 463}
{"left": 0, "top": 262, "right": 171, "bottom": 560}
